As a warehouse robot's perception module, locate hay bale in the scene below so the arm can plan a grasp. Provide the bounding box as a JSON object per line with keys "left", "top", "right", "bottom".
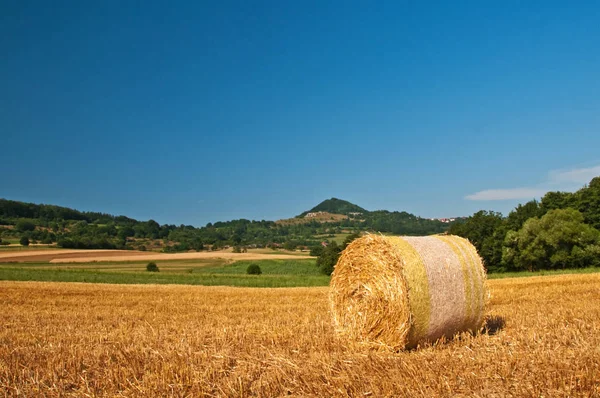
{"left": 330, "top": 234, "right": 488, "bottom": 350}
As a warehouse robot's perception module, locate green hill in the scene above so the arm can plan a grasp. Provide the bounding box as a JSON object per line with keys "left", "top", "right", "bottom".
{"left": 0, "top": 197, "right": 452, "bottom": 252}
{"left": 300, "top": 198, "right": 367, "bottom": 217}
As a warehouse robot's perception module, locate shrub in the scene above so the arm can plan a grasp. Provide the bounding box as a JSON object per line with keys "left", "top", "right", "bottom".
{"left": 20, "top": 236, "right": 30, "bottom": 246}
{"left": 146, "top": 262, "right": 159, "bottom": 272}
{"left": 317, "top": 241, "right": 342, "bottom": 275}
{"left": 0, "top": 240, "right": 10, "bottom": 246}
{"left": 246, "top": 263, "right": 262, "bottom": 275}
{"left": 15, "top": 220, "right": 36, "bottom": 232}
{"left": 309, "top": 245, "right": 324, "bottom": 257}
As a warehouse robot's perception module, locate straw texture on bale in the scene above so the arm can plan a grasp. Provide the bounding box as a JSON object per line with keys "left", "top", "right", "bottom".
{"left": 330, "top": 234, "right": 488, "bottom": 350}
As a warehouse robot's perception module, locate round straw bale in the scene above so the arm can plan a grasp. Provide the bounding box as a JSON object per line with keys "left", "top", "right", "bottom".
{"left": 330, "top": 234, "right": 488, "bottom": 350}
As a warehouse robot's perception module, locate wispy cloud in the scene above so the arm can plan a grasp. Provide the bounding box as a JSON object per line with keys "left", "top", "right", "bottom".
{"left": 548, "top": 165, "right": 600, "bottom": 185}
{"left": 465, "top": 164, "right": 600, "bottom": 201}
{"left": 465, "top": 188, "right": 548, "bottom": 201}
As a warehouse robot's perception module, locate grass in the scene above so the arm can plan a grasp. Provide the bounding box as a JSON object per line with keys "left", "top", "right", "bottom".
{"left": 2, "top": 253, "right": 600, "bottom": 287}
{"left": 1, "top": 274, "right": 599, "bottom": 396}
{"left": 0, "top": 243, "right": 57, "bottom": 250}
{"left": 192, "top": 259, "right": 321, "bottom": 275}
{"left": 487, "top": 266, "right": 600, "bottom": 279}
{"left": 0, "top": 258, "right": 329, "bottom": 287}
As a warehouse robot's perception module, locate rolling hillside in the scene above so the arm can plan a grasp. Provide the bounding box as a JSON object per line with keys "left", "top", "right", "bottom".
{"left": 298, "top": 198, "right": 367, "bottom": 217}
{"left": 0, "top": 198, "right": 452, "bottom": 251}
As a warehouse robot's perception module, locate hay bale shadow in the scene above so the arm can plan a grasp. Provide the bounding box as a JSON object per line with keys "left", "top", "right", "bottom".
{"left": 482, "top": 315, "right": 506, "bottom": 335}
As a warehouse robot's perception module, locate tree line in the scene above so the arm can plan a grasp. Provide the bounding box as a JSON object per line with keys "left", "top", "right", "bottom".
{"left": 448, "top": 177, "right": 600, "bottom": 272}
{"left": 0, "top": 199, "right": 451, "bottom": 251}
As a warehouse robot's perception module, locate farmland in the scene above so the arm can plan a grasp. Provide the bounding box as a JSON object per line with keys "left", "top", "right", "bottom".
{"left": 0, "top": 248, "right": 309, "bottom": 263}
{"left": 0, "top": 250, "right": 327, "bottom": 288}
{"left": 2, "top": 274, "right": 600, "bottom": 396}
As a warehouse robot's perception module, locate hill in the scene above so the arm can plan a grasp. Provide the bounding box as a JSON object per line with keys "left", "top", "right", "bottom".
{"left": 299, "top": 198, "right": 367, "bottom": 217}
{"left": 276, "top": 212, "right": 348, "bottom": 225}
{"left": 0, "top": 197, "right": 452, "bottom": 252}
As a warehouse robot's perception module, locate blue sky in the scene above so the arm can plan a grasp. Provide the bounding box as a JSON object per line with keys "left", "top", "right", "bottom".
{"left": 2, "top": 1, "right": 599, "bottom": 226}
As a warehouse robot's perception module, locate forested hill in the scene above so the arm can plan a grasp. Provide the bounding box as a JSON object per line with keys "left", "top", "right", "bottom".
{"left": 299, "top": 198, "right": 367, "bottom": 216}
{"left": 0, "top": 198, "right": 451, "bottom": 251}
{"left": 0, "top": 199, "right": 137, "bottom": 225}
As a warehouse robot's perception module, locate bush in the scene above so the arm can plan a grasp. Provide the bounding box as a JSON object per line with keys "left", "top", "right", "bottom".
{"left": 246, "top": 263, "right": 262, "bottom": 275}
{"left": 146, "top": 262, "right": 159, "bottom": 272}
{"left": 20, "top": 236, "right": 30, "bottom": 246}
{"left": 15, "top": 220, "right": 36, "bottom": 232}
{"left": 316, "top": 242, "right": 342, "bottom": 275}
{"left": 309, "top": 245, "right": 324, "bottom": 257}
{"left": 0, "top": 240, "right": 10, "bottom": 246}
{"left": 502, "top": 208, "right": 600, "bottom": 271}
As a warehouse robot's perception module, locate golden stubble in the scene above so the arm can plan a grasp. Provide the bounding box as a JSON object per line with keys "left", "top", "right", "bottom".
{"left": 1, "top": 274, "right": 599, "bottom": 397}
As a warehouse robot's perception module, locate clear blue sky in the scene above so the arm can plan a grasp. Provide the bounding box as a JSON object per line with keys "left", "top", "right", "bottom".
{"left": 2, "top": 1, "right": 600, "bottom": 226}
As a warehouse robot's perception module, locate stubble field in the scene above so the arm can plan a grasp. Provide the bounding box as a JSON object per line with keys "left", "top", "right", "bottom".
{"left": 1, "top": 274, "right": 599, "bottom": 397}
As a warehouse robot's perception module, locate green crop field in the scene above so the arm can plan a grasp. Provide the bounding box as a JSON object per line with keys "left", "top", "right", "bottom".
{"left": 0, "top": 258, "right": 329, "bottom": 288}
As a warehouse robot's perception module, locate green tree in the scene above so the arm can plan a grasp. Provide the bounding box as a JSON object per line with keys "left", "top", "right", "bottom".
{"left": 316, "top": 241, "right": 342, "bottom": 275}
{"left": 15, "top": 220, "right": 36, "bottom": 232}
{"left": 540, "top": 191, "right": 575, "bottom": 213}
{"left": 20, "top": 236, "right": 30, "bottom": 246}
{"left": 309, "top": 245, "right": 324, "bottom": 257}
{"left": 447, "top": 210, "right": 505, "bottom": 271}
{"left": 576, "top": 176, "right": 600, "bottom": 229}
{"left": 283, "top": 241, "right": 296, "bottom": 251}
{"left": 146, "top": 262, "right": 159, "bottom": 272}
{"left": 246, "top": 263, "right": 262, "bottom": 275}
{"left": 342, "top": 233, "right": 361, "bottom": 249}
{"left": 505, "top": 200, "right": 542, "bottom": 231}
{"left": 502, "top": 208, "right": 600, "bottom": 271}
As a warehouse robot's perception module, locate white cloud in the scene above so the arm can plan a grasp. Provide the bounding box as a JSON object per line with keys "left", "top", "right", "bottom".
{"left": 465, "top": 164, "right": 600, "bottom": 201}
{"left": 548, "top": 165, "right": 600, "bottom": 185}
{"left": 465, "top": 188, "right": 547, "bottom": 201}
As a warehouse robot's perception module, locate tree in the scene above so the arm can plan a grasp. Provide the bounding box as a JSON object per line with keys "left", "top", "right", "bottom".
{"left": 316, "top": 241, "right": 342, "bottom": 275}
{"left": 309, "top": 245, "right": 324, "bottom": 257}
{"left": 540, "top": 191, "right": 575, "bottom": 213}
{"left": 505, "top": 200, "right": 542, "bottom": 231}
{"left": 447, "top": 210, "right": 505, "bottom": 271}
{"left": 246, "top": 264, "right": 262, "bottom": 275}
{"left": 502, "top": 208, "right": 600, "bottom": 271}
{"left": 576, "top": 176, "right": 600, "bottom": 230}
{"left": 283, "top": 241, "right": 296, "bottom": 251}
{"left": 342, "top": 233, "right": 361, "bottom": 249}
{"left": 146, "top": 262, "right": 159, "bottom": 272}
{"left": 20, "top": 236, "right": 30, "bottom": 246}
{"left": 15, "top": 220, "right": 36, "bottom": 232}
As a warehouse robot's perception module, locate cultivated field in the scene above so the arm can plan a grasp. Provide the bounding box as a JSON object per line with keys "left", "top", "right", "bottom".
{"left": 1, "top": 274, "right": 599, "bottom": 396}
{"left": 0, "top": 248, "right": 309, "bottom": 263}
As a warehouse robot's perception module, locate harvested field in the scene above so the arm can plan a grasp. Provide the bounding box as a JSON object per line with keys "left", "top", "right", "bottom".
{"left": 1, "top": 274, "right": 599, "bottom": 396}
{"left": 0, "top": 249, "right": 309, "bottom": 263}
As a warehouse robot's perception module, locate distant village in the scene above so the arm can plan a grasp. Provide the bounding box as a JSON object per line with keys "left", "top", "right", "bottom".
{"left": 305, "top": 211, "right": 363, "bottom": 218}
{"left": 429, "top": 217, "right": 458, "bottom": 223}
{"left": 305, "top": 211, "right": 459, "bottom": 224}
